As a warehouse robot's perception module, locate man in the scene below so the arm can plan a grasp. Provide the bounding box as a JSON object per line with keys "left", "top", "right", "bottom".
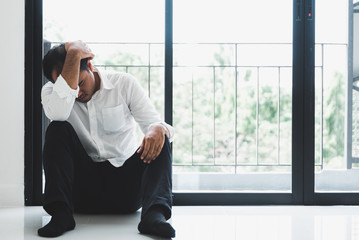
{"left": 38, "top": 40, "right": 175, "bottom": 238}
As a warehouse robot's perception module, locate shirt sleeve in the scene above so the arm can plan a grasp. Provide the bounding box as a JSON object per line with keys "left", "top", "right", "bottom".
{"left": 41, "top": 75, "right": 79, "bottom": 121}
{"left": 124, "top": 74, "right": 175, "bottom": 142}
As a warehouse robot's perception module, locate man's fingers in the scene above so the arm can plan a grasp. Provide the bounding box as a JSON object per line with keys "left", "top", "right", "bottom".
{"left": 147, "top": 137, "right": 164, "bottom": 163}
{"left": 87, "top": 52, "right": 95, "bottom": 60}
{"left": 137, "top": 139, "right": 145, "bottom": 153}
{"left": 144, "top": 139, "right": 160, "bottom": 163}
{"left": 86, "top": 46, "right": 94, "bottom": 59}
{"left": 146, "top": 146, "right": 156, "bottom": 163}
{"left": 148, "top": 147, "right": 158, "bottom": 163}
{"left": 140, "top": 130, "right": 165, "bottom": 163}
{"left": 66, "top": 40, "right": 95, "bottom": 60}
{"left": 141, "top": 139, "right": 151, "bottom": 162}
{"left": 84, "top": 48, "right": 95, "bottom": 60}
{"left": 151, "top": 146, "right": 161, "bottom": 161}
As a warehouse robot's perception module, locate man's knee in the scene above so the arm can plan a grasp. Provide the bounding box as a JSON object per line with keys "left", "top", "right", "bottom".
{"left": 159, "top": 135, "right": 171, "bottom": 153}
{"left": 43, "top": 121, "right": 78, "bottom": 167}
{"left": 157, "top": 135, "right": 172, "bottom": 163}
{"left": 163, "top": 135, "right": 171, "bottom": 147}
{"left": 46, "top": 121, "right": 74, "bottom": 139}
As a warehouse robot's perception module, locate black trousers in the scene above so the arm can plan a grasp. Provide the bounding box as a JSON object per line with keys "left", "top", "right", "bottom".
{"left": 43, "top": 121, "right": 173, "bottom": 220}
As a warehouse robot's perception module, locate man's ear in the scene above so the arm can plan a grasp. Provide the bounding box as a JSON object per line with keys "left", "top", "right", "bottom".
{"left": 87, "top": 59, "right": 93, "bottom": 72}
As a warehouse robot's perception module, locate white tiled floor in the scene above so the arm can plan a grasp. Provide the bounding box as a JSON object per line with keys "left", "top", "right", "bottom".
{"left": 1, "top": 206, "right": 359, "bottom": 239}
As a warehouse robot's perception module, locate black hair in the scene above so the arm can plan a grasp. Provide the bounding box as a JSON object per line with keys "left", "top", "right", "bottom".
{"left": 42, "top": 43, "right": 89, "bottom": 83}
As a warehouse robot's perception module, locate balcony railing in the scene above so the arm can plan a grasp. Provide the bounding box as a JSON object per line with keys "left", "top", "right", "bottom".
{"left": 44, "top": 41, "right": 351, "bottom": 173}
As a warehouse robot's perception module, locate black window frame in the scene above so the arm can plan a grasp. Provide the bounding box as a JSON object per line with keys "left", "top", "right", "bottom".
{"left": 25, "top": 0, "right": 359, "bottom": 206}
{"left": 25, "top": 0, "right": 44, "bottom": 206}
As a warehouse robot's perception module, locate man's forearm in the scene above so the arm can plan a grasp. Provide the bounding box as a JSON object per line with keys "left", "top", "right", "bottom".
{"left": 60, "top": 50, "right": 82, "bottom": 90}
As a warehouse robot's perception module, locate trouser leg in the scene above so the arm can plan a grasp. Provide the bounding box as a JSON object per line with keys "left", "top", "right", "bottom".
{"left": 43, "top": 121, "right": 173, "bottom": 218}
{"left": 103, "top": 136, "right": 173, "bottom": 219}
{"left": 42, "top": 121, "right": 102, "bottom": 215}
{"left": 139, "top": 136, "right": 173, "bottom": 220}
{"left": 98, "top": 154, "right": 143, "bottom": 214}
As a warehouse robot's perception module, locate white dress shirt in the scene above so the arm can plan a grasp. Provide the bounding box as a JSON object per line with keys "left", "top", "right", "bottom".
{"left": 41, "top": 69, "right": 174, "bottom": 167}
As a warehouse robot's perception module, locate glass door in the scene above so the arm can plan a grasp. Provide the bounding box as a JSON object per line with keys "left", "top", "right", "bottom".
{"left": 314, "top": 0, "right": 359, "bottom": 192}
{"left": 172, "top": 0, "right": 294, "bottom": 192}
{"left": 42, "top": 0, "right": 165, "bottom": 191}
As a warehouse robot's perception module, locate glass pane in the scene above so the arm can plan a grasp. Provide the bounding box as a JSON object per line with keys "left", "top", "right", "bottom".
{"left": 42, "top": 0, "right": 164, "bottom": 191}
{"left": 314, "top": 0, "right": 359, "bottom": 192}
{"left": 44, "top": 0, "right": 164, "bottom": 43}
{"left": 173, "top": 0, "right": 293, "bottom": 192}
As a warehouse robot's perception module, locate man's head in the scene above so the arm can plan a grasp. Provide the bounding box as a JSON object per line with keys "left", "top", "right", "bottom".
{"left": 42, "top": 44, "right": 89, "bottom": 83}
{"left": 42, "top": 43, "right": 99, "bottom": 103}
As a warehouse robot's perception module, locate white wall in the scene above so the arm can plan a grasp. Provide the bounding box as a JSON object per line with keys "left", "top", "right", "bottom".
{"left": 0, "top": 0, "right": 24, "bottom": 206}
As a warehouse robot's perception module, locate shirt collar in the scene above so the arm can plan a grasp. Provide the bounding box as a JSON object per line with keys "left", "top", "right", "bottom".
{"left": 95, "top": 69, "right": 114, "bottom": 90}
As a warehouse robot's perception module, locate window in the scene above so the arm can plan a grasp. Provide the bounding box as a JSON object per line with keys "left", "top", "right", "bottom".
{"left": 25, "top": 0, "right": 359, "bottom": 205}
{"left": 172, "top": 0, "right": 293, "bottom": 192}
{"left": 314, "top": 0, "right": 359, "bottom": 192}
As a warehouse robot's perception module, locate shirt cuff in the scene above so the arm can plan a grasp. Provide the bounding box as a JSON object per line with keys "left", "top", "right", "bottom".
{"left": 52, "top": 75, "right": 79, "bottom": 103}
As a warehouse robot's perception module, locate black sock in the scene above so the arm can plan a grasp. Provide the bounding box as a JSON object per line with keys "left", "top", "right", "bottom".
{"left": 138, "top": 205, "right": 175, "bottom": 238}
{"left": 38, "top": 203, "right": 76, "bottom": 238}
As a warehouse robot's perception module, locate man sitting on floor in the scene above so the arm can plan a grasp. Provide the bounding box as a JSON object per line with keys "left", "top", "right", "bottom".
{"left": 38, "top": 40, "right": 175, "bottom": 238}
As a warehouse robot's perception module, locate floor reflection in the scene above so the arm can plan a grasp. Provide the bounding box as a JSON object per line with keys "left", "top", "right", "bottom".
{"left": 0, "top": 206, "right": 359, "bottom": 239}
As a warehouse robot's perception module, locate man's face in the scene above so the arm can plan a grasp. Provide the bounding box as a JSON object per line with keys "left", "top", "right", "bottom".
{"left": 76, "top": 69, "right": 97, "bottom": 103}
{"left": 51, "top": 62, "right": 98, "bottom": 103}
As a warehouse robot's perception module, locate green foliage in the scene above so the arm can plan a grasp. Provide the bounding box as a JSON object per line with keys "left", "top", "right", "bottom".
{"left": 322, "top": 72, "right": 345, "bottom": 167}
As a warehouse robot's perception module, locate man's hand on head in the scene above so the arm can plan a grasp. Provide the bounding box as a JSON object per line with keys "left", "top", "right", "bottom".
{"left": 59, "top": 40, "right": 94, "bottom": 90}
{"left": 137, "top": 125, "right": 168, "bottom": 164}
{"left": 65, "top": 40, "right": 94, "bottom": 60}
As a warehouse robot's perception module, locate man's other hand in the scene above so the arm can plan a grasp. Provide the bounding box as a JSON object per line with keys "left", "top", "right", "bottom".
{"left": 137, "top": 125, "right": 167, "bottom": 164}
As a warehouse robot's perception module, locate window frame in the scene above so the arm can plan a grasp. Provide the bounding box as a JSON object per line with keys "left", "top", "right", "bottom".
{"left": 25, "top": 0, "right": 44, "bottom": 206}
